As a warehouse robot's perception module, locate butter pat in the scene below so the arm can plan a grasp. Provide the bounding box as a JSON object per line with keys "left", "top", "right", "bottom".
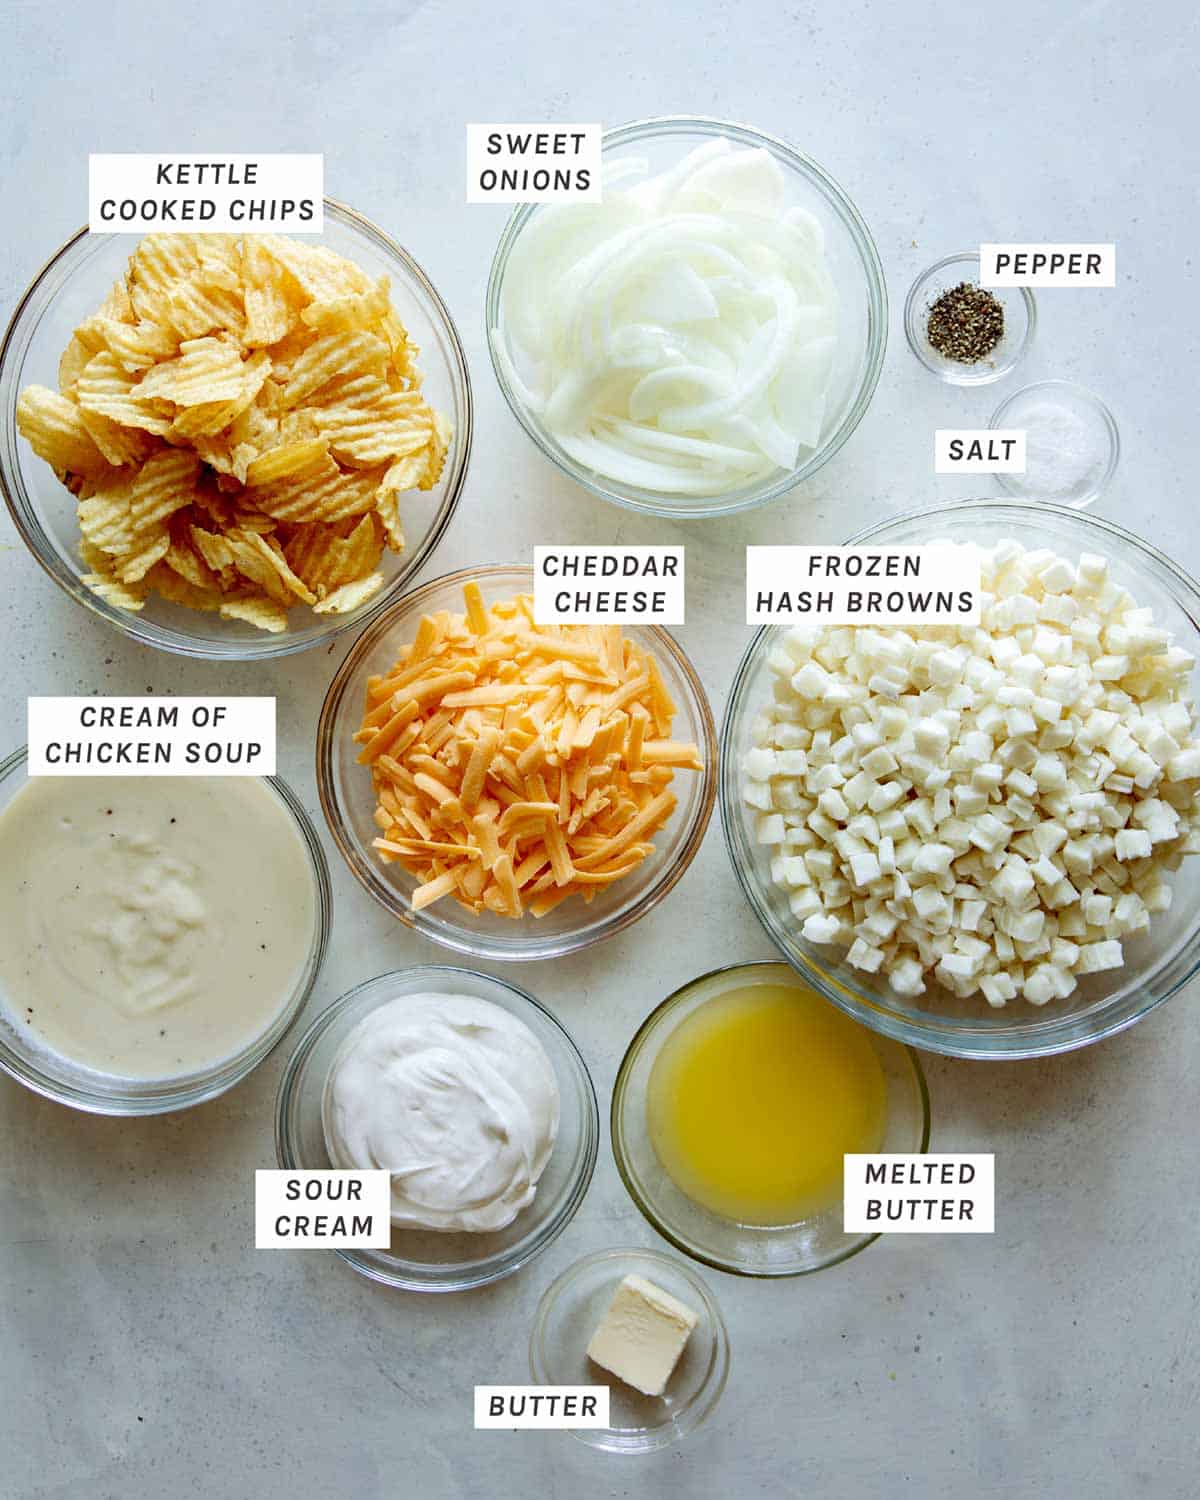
{"left": 586, "top": 1274, "right": 698, "bottom": 1397}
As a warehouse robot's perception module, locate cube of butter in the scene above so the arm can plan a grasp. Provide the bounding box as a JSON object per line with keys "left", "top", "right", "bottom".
{"left": 586, "top": 1274, "right": 698, "bottom": 1398}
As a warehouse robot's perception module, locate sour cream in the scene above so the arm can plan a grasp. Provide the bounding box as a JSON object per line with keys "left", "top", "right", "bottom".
{"left": 322, "top": 992, "right": 560, "bottom": 1233}
{"left": 0, "top": 776, "right": 317, "bottom": 1079}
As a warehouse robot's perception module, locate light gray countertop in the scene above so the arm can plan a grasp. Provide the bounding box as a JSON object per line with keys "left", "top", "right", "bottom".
{"left": 1, "top": 2, "right": 1197, "bottom": 1496}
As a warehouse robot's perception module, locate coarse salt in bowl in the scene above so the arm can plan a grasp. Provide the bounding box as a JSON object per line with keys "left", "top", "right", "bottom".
{"left": 990, "top": 380, "right": 1119, "bottom": 510}
{"left": 721, "top": 500, "right": 1200, "bottom": 1060}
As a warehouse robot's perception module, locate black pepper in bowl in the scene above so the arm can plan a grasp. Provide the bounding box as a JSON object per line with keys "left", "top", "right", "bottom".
{"left": 926, "top": 282, "right": 1004, "bottom": 364}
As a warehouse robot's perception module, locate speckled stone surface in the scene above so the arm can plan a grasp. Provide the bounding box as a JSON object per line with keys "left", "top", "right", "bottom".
{"left": 1, "top": 3, "right": 1197, "bottom": 1496}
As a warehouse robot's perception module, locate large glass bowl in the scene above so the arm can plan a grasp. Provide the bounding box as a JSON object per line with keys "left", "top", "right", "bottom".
{"left": 0, "top": 200, "right": 472, "bottom": 660}
{"left": 274, "top": 967, "right": 599, "bottom": 1292}
{"left": 316, "top": 564, "right": 717, "bottom": 962}
{"left": 611, "top": 961, "right": 929, "bottom": 1276}
{"left": 486, "top": 116, "right": 887, "bottom": 520}
{"left": 721, "top": 500, "right": 1200, "bottom": 1059}
{"left": 0, "top": 746, "right": 331, "bottom": 1114}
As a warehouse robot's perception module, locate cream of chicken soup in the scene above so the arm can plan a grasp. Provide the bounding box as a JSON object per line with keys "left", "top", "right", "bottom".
{"left": 0, "top": 775, "right": 317, "bottom": 1078}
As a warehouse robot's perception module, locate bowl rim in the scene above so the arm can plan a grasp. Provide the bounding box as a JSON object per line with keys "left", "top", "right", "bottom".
{"left": 610, "top": 958, "right": 930, "bottom": 1277}
{"left": 273, "top": 964, "right": 600, "bottom": 1292}
{"left": 903, "top": 250, "right": 1037, "bottom": 387}
{"left": 528, "top": 1243, "right": 731, "bottom": 1452}
{"left": 485, "top": 113, "right": 889, "bottom": 520}
{"left": 0, "top": 744, "right": 332, "bottom": 1114}
{"left": 315, "top": 561, "right": 718, "bottom": 961}
{"left": 0, "top": 197, "right": 474, "bottom": 661}
{"left": 989, "top": 379, "right": 1120, "bottom": 508}
{"left": 720, "top": 499, "right": 1200, "bottom": 1060}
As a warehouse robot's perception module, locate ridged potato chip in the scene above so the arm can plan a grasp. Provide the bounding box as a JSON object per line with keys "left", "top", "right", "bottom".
{"left": 147, "top": 562, "right": 224, "bottom": 612}
{"left": 114, "top": 531, "right": 170, "bottom": 583}
{"left": 16, "top": 232, "right": 451, "bottom": 632}
{"left": 226, "top": 529, "right": 315, "bottom": 606}
{"left": 78, "top": 406, "right": 156, "bottom": 468}
{"left": 81, "top": 568, "right": 149, "bottom": 612}
{"left": 136, "top": 337, "right": 246, "bottom": 406}
{"left": 301, "top": 278, "right": 392, "bottom": 335}
{"left": 257, "top": 236, "right": 371, "bottom": 303}
{"left": 128, "top": 235, "right": 203, "bottom": 315}
{"left": 165, "top": 279, "right": 246, "bottom": 342}
{"left": 218, "top": 594, "right": 289, "bottom": 633}
{"left": 76, "top": 352, "right": 173, "bottom": 435}
{"left": 311, "top": 572, "right": 385, "bottom": 614}
{"left": 131, "top": 449, "right": 200, "bottom": 532}
{"left": 242, "top": 239, "right": 298, "bottom": 347}
{"left": 16, "top": 387, "right": 110, "bottom": 477}
{"left": 277, "top": 330, "right": 389, "bottom": 409}
{"left": 244, "top": 436, "right": 330, "bottom": 488}
{"left": 312, "top": 382, "right": 434, "bottom": 467}
{"left": 283, "top": 513, "right": 384, "bottom": 596}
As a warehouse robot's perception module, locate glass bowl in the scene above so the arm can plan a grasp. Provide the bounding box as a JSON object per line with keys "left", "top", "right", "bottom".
{"left": 0, "top": 745, "right": 331, "bottom": 1114}
{"left": 990, "top": 379, "right": 1119, "bottom": 509}
{"left": 529, "top": 1246, "right": 729, "bottom": 1453}
{"left": 721, "top": 499, "right": 1200, "bottom": 1060}
{"left": 486, "top": 115, "right": 887, "bottom": 520}
{"left": 316, "top": 563, "right": 717, "bottom": 962}
{"left": 0, "top": 199, "right": 472, "bottom": 660}
{"left": 904, "top": 252, "right": 1035, "bottom": 386}
{"left": 275, "top": 967, "right": 599, "bottom": 1292}
{"left": 612, "top": 961, "right": 929, "bottom": 1276}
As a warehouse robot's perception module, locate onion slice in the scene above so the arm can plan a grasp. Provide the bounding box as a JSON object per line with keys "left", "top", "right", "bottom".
{"left": 496, "top": 139, "right": 840, "bottom": 501}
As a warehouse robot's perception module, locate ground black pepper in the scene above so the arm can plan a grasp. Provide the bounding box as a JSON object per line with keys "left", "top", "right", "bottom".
{"left": 926, "top": 282, "right": 1004, "bottom": 364}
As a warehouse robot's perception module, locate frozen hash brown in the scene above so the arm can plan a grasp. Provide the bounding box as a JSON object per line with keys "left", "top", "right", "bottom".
{"left": 16, "top": 234, "right": 452, "bottom": 632}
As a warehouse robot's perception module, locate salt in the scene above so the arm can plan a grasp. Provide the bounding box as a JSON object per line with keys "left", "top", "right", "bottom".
{"left": 1008, "top": 396, "right": 1110, "bottom": 507}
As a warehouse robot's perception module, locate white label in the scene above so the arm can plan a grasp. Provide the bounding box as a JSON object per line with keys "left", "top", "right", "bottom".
{"left": 980, "top": 242, "right": 1115, "bottom": 287}
{"left": 474, "top": 1386, "right": 611, "bottom": 1429}
{"left": 89, "top": 154, "right": 323, "bottom": 233}
{"left": 935, "top": 429, "right": 1026, "bottom": 474}
{"left": 255, "top": 1171, "right": 392, "bottom": 1249}
{"left": 467, "top": 124, "right": 602, "bottom": 203}
{"left": 27, "top": 696, "right": 275, "bottom": 775}
{"left": 746, "top": 546, "right": 981, "bottom": 626}
{"left": 844, "top": 1154, "right": 994, "bottom": 1234}
{"left": 534, "top": 546, "right": 685, "bottom": 624}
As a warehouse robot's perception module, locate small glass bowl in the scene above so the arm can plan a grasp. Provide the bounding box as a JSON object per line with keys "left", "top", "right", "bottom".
{"left": 316, "top": 564, "right": 717, "bottom": 962}
{"left": 275, "top": 967, "right": 598, "bottom": 1292}
{"left": 611, "top": 961, "right": 929, "bottom": 1277}
{"left": 529, "top": 1246, "right": 730, "bottom": 1453}
{"left": 721, "top": 500, "right": 1200, "bottom": 1060}
{"left": 0, "top": 200, "right": 472, "bottom": 660}
{"left": 904, "top": 252, "right": 1035, "bottom": 385}
{"left": 0, "top": 745, "right": 331, "bottom": 1115}
{"left": 487, "top": 115, "right": 888, "bottom": 520}
{"left": 990, "top": 379, "right": 1119, "bottom": 509}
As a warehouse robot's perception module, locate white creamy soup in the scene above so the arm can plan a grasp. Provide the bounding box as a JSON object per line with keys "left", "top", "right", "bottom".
{"left": 0, "top": 776, "right": 317, "bottom": 1079}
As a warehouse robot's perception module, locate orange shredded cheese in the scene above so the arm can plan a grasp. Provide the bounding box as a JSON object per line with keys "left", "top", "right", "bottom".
{"left": 358, "top": 582, "right": 703, "bottom": 918}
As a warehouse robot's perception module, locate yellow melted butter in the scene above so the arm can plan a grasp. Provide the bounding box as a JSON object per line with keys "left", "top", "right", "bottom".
{"left": 646, "top": 980, "right": 887, "bottom": 1226}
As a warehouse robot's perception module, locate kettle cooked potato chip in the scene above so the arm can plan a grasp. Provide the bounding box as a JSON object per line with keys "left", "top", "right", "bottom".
{"left": 16, "top": 233, "right": 452, "bottom": 632}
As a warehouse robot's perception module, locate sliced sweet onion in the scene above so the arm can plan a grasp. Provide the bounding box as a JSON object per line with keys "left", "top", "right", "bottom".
{"left": 495, "top": 138, "right": 840, "bottom": 502}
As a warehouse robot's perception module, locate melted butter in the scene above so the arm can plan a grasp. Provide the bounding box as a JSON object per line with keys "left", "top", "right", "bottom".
{"left": 646, "top": 978, "right": 887, "bottom": 1226}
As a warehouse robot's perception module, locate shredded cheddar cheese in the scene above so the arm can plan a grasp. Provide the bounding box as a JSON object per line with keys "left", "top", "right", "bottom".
{"left": 356, "top": 583, "right": 703, "bottom": 918}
